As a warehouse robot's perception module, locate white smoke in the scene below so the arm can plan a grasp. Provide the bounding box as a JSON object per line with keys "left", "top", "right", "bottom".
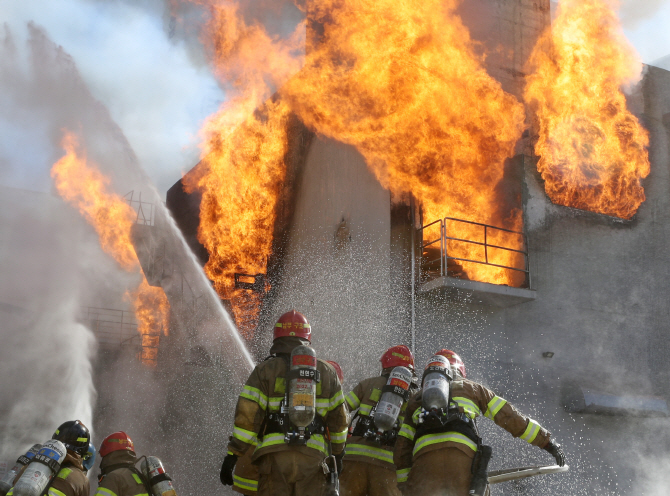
{"left": 0, "top": 23, "right": 146, "bottom": 460}
{"left": 619, "top": 0, "right": 666, "bottom": 27}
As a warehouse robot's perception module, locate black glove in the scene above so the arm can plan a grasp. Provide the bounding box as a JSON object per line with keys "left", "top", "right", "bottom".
{"left": 334, "top": 452, "right": 344, "bottom": 475}
{"left": 543, "top": 441, "right": 565, "bottom": 467}
{"left": 220, "top": 453, "right": 238, "bottom": 485}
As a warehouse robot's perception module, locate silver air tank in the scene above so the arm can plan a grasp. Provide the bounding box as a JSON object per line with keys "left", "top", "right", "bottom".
{"left": 140, "top": 456, "right": 177, "bottom": 496}
{"left": 288, "top": 345, "right": 318, "bottom": 428}
{"left": 12, "top": 440, "right": 66, "bottom": 496}
{"left": 0, "top": 444, "right": 42, "bottom": 496}
{"left": 373, "top": 366, "right": 413, "bottom": 432}
{"left": 421, "top": 355, "right": 453, "bottom": 410}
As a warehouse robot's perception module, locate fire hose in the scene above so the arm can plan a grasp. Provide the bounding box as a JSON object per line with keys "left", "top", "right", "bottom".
{"left": 487, "top": 464, "right": 570, "bottom": 484}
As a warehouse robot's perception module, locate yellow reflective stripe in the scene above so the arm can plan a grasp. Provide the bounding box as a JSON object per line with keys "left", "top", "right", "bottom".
{"left": 94, "top": 488, "right": 117, "bottom": 496}
{"left": 258, "top": 432, "right": 328, "bottom": 456}
{"left": 234, "top": 474, "right": 258, "bottom": 491}
{"left": 485, "top": 396, "right": 507, "bottom": 420}
{"left": 76, "top": 437, "right": 88, "bottom": 442}
{"left": 520, "top": 419, "right": 541, "bottom": 443}
{"left": 330, "top": 391, "right": 345, "bottom": 410}
{"left": 396, "top": 467, "right": 411, "bottom": 483}
{"left": 306, "top": 434, "right": 329, "bottom": 456}
{"left": 345, "top": 443, "right": 394, "bottom": 463}
{"left": 411, "top": 407, "right": 421, "bottom": 424}
{"left": 132, "top": 473, "right": 142, "bottom": 484}
{"left": 330, "top": 428, "right": 348, "bottom": 444}
{"left": 413, "top": 432, "right": 478, "bottom": 456}
{"left": 48, "top": 489, "right": 67, "bottom": 496}
{"left": 369, "top": 388, "right": 381, "bottom": 401}
{"left": 233, "top": 426, "right": 258, "bottom": 446}
{"left": 345, "top": 391, "right": 360, "bottom": 409}
{"left": 274, "top": 377, "right": 285, "bottom": 394}
{"left": 359, "top": 404, "right": 373, "bottom": 415}
{"left": 57, "top": 467, "right": 73, "bottom": 479}
{"left": 268, "top": 397, "right": 283, "bottom": 412}
{"left": 258, "top": 432, "right": 285, "bottom": 449}
{"left": 453, "top": 397, "right": 481, "bottom": 419}
{"left": 6, "top": 490, "right": 12, "bottom": 496}
{"left": 240, "top": 386, "right": 268, "bottom": 410}
{"left": 398, "top": 423, "right": 416, "bottom": 440}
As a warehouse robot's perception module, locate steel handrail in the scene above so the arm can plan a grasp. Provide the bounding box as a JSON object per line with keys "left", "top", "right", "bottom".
{"left": 418, "top": 216, "right": 530, "bottom": 287}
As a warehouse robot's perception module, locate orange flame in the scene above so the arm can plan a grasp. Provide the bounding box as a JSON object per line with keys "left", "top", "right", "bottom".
{"left": 524, "top": 0, "right": 650, "bottom": 219}
{"left": 51, "top": 130, "right": 170, "bottom": 366}
{"left": 282, "top": 0, "right": 526, "bottom": 285}
{"left": 126, "top": 276, "right": 170, "bottom": 367}
{"left": 181, "top": 0, "right": 303, "bottom": 336}
{"left": 51, "top": 131, "right": 138, "bottom": 271}
{"left": 187, "top": 0, "right": 528, "bottom": 299}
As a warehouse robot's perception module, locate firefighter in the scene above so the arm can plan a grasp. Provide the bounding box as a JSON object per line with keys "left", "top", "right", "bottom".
{"left": 394, "top": 349, "right": 566, "bottom": 496}
{"left": 220, "top": 310, "right": 349, "bottom": 496}
{"left": 231, "top": 360, "right": 345, "bottom": 496}
{"left": 42, "top": 420, "right": 91, "bottom": 496}
{"left": 94, "top": 432, "right": 150, "bottom": 496}
{"left": 340, "top": 345, "right": 416, "bottom": 496}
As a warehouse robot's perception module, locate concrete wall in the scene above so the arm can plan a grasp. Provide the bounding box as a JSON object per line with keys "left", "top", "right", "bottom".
{"left": 413, "top": 66, "right": 670, "bottom": 495}
{"left": 262, "top": 137, "right": 397, "bottom": 387}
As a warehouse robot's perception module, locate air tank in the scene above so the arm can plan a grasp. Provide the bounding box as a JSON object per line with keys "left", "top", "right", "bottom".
{"left": 288, "top": 345, "right": 318, "bottom": 428}
{"left": 140, "top": 456, "right": 177, "bottom": 496}
{"left": 373, "top": 366, "right": 413, "bottom": 432}
{"left": 0, "top": 444, "right": 42, "bottom": 496}
{"left": 421, "top": 355, "right": 453, "bottom": 411}
{"left": 11, "top": 440, "right": 67, "bottom": 496}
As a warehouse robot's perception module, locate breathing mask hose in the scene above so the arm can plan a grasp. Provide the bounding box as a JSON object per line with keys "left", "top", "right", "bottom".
{"left": 469, "top": 445, "right": 492, "bottom": 496}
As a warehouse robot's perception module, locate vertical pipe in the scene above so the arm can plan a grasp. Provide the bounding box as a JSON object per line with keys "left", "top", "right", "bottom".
{"left": 484, "top": 226, "right": 488, "bottom": 264}
{"left": 410, "top": 197, "right": 416, "bottom": 355}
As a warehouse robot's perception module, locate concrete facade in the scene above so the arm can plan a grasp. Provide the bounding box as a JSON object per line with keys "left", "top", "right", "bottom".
{"left": 413, "top": 66, "right": 670, "bottom": 495}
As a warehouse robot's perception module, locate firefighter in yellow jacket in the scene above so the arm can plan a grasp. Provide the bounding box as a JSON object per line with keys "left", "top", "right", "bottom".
{"left": 340, "top": 345, "right": 416, "bottom": 496}
{"left": 220, "top": 310, "right": 349, "bottom": 496}
{"left": 94, "top": 432, "right": 150, "bottom": 496}
{"left": 394, "top": 349, "right": 565, "bottom": 496}
{"left": 8, "top": 420, "right": 92, "bottom": 496}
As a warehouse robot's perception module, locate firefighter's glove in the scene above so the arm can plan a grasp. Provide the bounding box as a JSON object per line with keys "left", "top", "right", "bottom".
{"left": 220, "top": 453, "right": 238, "bottom": 485}
{"left": 334, "top": 451, "right": 344, "bottom": 475}
{"left": 543, "top": 441, "right": 565, "bottom": 467}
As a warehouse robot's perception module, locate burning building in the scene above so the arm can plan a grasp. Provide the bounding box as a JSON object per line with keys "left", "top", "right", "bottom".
{"left": 86, "top": 0, "right": 670, "bottom": 494}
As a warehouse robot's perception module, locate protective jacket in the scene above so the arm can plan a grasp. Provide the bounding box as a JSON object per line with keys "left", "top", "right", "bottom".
{"left": 394, "top": 378, "right": 552, "bottom": 486}
{"left": 94, "top": 450, "right": 150, "bottom": 496}
{"left": 227, "top": 337, "right": 349, "bottom": 462}
{"left": 12, "top": 451, "right": 90, "bottom": 496}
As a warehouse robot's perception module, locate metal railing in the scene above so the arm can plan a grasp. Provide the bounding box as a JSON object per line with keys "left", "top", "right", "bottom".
{"left": 124, "top": 191, "right": 155, "bottom": 226}
{"left": 83, "top": 307, "right": 140, "bottom": 347}
{"left": 419, "top": 217, "right": 530, "bottom": 288}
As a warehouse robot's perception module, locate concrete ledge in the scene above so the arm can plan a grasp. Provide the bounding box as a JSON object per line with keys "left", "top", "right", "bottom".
{"left": 418, "top": 277, "right": 536, "bottom": 307}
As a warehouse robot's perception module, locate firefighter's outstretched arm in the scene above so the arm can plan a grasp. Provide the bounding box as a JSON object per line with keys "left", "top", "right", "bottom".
{"left": 476, "top": 383, "right": 565, "bottom": 466}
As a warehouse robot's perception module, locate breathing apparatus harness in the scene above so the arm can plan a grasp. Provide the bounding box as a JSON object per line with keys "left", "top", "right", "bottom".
{"left": 350, "top": 374, "right": 418, "bottom": 447}
{"left": 413, "top": 367, "right": 492, "bottom": 496}
{"left": 262, "top": 353, "right": 326, "bottom": 446}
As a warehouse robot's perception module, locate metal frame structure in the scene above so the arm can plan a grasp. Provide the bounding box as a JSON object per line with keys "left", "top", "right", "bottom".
{"left": 418, "top": 217, "right": 530, "bottom": 288}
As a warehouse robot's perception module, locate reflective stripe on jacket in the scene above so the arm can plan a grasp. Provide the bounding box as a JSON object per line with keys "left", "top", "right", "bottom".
{"left": 394, "top": 378, "right": 552, "bottom": 479}
{"left": 227, "top": 337, "right": 349, "bottom": 460}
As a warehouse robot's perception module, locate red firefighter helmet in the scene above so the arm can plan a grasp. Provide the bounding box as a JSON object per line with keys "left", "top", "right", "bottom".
{"left": 326, "top": 360, "right": 344, "bottom": 383}
{"left": 435, "top": 349, "right": 466, "bottom": 378}
{"left": 99, "top": 431, "right": 135, "bottom": 457}
{"left": 380, "top": 345, "right": 415, "bottom": 371}
{"left": 274, "top": 310, "right": 311, "bottom": 341}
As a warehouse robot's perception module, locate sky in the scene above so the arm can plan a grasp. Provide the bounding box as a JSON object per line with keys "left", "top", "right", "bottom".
{"left": 0, "top": 0, "right": 669, "bottom": 198}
